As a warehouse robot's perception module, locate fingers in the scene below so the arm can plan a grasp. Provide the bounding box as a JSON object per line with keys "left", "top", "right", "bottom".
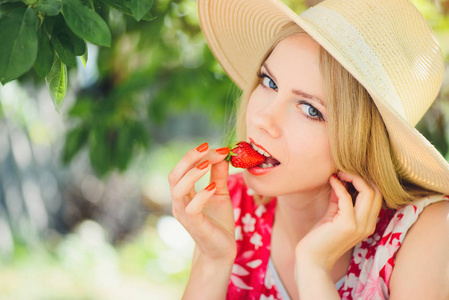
{"left": 186, "top": 182, "right": 217, "bottom": 215}
{"left": 329, "top": 174, "right": 354, "bottom": 220}
{"left": 168, "top": 142, "right": 210, "bottom": 188}
{"left": 173, "top": 160, "right": 212, "bottom": 204}
{"left": 210, "top": 160, "right": 230, "bottom": 195}
{"left": 168, "top": 143, "right": 230, "bottom": 188}
{"left": 330, "top": 171, "right": 383, "bottom": 238}
{"left": 337, "top": 171, "right": 375, "bottom": 218}
{"left": 175, "top": 182, "right": 217, "bottom": 241}
{"left": 169, "top": 142, "right": 230, "bottom": 220}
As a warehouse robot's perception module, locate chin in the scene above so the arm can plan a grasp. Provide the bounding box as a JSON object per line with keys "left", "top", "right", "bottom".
{"left": 242, "top": 171, "right": 280, "bottom": 198}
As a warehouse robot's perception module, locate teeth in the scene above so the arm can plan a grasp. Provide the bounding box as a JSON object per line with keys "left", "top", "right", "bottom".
{"left": 251, "top": 143, "right": 270, "bottom": 157}
{"left": 259, "top": 163, "right": 274, "bottom": 169}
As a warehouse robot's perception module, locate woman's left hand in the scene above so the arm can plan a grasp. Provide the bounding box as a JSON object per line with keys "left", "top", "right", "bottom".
{"left": 295, "top": 171, "right": 383, "bottom": 273}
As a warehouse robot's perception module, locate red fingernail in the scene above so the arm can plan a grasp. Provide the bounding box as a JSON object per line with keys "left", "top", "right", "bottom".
{"left": 216, "top": 147, "right": 230, "bottom": 155}
{"left": 205, "top": 182, "right": 216, "bottom": 191}
{"left": 196, "top": 142, "right": 209, "bottom": 153}
{"left": 196, "top": 160, "right": 210, "bottom": 170}
{"left": 332, "top": 173, "right": 339, "bottom": 179}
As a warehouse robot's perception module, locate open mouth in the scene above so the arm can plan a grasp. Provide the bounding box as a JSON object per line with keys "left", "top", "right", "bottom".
{"left": 249, "top": 140, "right": 281, "bottom": 168}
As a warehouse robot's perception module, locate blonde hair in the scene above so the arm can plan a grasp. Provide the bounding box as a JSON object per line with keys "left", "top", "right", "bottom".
{"left": 234, "top": 22, "right": 435, "bottom": 209}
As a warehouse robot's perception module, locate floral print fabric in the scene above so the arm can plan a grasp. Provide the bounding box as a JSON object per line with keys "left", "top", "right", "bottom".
{"left": 225, "top": 173, "right": 448, "bottom": 300}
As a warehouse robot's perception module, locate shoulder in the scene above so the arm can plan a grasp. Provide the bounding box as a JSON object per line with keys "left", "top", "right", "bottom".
{"left": 389, "top": 199, "right": 449, "bottom": 299}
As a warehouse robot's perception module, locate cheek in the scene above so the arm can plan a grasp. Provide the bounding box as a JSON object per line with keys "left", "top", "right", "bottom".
{"left": 286, "top": 125, "right": 334, "bottom": 168}
{"left": 246, "top": 87, "right": 263, "bottom": 116}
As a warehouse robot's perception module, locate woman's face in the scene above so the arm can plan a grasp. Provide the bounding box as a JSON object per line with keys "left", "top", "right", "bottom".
{"left": 243, "top": 33, "right": 336, "bottom": 197}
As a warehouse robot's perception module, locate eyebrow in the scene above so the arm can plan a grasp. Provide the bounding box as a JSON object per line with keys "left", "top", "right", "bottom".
{"left": 262, "top": 63, "right": 325, "bottom": 107}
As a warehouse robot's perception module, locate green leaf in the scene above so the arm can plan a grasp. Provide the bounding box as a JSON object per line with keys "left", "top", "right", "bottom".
{"left": 0, "top": 0, "right": 24, "bottom": 3}
{"left": 62, "top": 0, "right": 111, "bottom": 47}
{"left": 99, "top": 0, "right": 131, "bottom": 15}
{"left": 34, "top": 29, "right": 54, "bottom": 77}
{"left": 34, "top": 0, "right": 62, "bottom": 16}
{"left": 128, "top": 0, "right": 154, "bottom": 22}
{"left": 141, "top": 10, "right": 155, "bottom": 21}
{"left": 45, "top": 57, "right": 67, "bottom": 112}
{"left": 62, "top": 126, "right": 88, "bottom": 163}
{"left": 0, "top": 2, "right": 26, "bottom": 17}
{"left": 0, "top": 7, "right": 38, "bottom": 84}
{"left": 68, "top": 97, "right": 92, "bottom": 118}
{"left": 80, "top": 0, "right": 93, "bottom": 9}
{"left": 43, "top": 14, "right": 56, "bottom": 32}
{"left": 51, "top": 33, "right": 76, "bottom": 66}
{"left": 50, "top": 14, "right": 85, "bottom": 66}
{"left": 89, "top": 127, "right": 111, "bottom": 176}
{"left": 99, "top": 0, "right": 154, "bottom": 21}
{"left": 80, "top": 46, "right": 88, "bottom": 66}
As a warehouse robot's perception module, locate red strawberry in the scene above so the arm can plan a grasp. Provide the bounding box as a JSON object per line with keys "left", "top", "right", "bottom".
{"left": 226, "top": 141, "right": 266, "bottom": 169}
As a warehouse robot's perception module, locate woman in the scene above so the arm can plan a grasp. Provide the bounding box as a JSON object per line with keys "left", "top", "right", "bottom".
{"left": 168, "top": 0, "right": 449, "bottom": 298}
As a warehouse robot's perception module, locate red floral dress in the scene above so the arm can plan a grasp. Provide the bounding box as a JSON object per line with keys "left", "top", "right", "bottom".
{"left": 226, "top": 173, "right": 448, "bottom": 300}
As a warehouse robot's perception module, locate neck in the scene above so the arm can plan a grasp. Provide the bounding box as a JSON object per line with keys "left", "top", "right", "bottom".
{"left": 274, "top": 186, "right": 332, "bottom": 248}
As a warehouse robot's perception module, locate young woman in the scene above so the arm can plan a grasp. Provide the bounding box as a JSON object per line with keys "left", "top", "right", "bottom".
{"left": 168, "top": 0, "right": 449, "bottom": 299}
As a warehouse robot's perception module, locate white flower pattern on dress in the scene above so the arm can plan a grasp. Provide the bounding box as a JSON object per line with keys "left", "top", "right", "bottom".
{"left": 247, "top": 259, "right": 263, "bottom": 268}
{"left": 233, "top": 263, "right": 250, "bottom": 276}
{"left": 235, "top": 225, "right": 243, "bottom": 241}
{"left": 264, "top": 268, "right": 275, "bottom": 289}
{"left": 255, "top": 205, "right": 267, "bottom": 218}
{"left": 250, "top": 232, "right": 263, "bottom": 249}
{"left": 234, "top": 208, "right": 241, "bottom": 222}
{"left": 226, "top": 174, "right": 449, "bottom": 300}
{"left": 242, "top": 213, "right": 256, "bottom": 232}
{"left": 353, "top": 247, "right": 368, "bottom": 264}
{"left": 230, "top": 274, "right": 253, "bottom": 290}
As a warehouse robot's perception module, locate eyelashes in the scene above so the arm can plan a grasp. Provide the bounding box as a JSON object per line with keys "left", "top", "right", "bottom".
{"left": 298, "top": 101, "right": 325, "bottom": 122}
{"left": 256, "top": 71, "right": 325, "bottom": 122}
{"left": 257, "top": 71, "right": 277, "bottom": 90}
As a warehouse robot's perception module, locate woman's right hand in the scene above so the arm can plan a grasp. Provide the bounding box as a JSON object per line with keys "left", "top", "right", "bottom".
{"left": 168, "top": 142, "right": 237, "bottom": 264}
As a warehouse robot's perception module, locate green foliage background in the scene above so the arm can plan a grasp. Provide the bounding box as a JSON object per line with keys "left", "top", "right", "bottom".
{"left": 0, "top": 0, "right": 235, "bottom": 177}
{"left": 0, "top": 0, "right": 448, "bottom": 298}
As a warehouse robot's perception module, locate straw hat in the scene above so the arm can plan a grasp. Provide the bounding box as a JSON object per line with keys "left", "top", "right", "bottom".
{"left": 198, "top": 0, "right": 449, "bottom": 194}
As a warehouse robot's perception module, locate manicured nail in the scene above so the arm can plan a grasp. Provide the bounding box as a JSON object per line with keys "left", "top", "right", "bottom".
{"left": 332, "top": 173, "right": 339, "bottom": 179}
{"left": 216, "top": 147, "right": 230, "bottom": 155}
{"left": 196, "top": 142, "right": 209, "bottom": 153}
{"left": 196, "top": 160, "right": 210, "bottom": 170}
{"left": 205, "top": 182, "right": 216, "bottom": 191}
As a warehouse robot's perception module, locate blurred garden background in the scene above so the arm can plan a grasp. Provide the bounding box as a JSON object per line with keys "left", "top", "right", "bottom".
{"left": 0, "top": 0, "right": 448, "bottom": 299}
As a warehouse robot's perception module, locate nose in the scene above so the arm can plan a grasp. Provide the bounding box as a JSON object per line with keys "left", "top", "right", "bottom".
{"left": 249, "top": 95, "right": 283, "bottom": 138}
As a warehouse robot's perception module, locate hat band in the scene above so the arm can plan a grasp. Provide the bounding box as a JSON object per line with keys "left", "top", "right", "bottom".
{"left": 300, "top": 6, "right": 407, "bottom": 120}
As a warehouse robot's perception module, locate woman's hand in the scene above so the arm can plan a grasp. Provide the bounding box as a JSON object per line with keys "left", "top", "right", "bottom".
{"left": 295, "top": 171, "right": 383, "bottom": 273}
{"left": 168, "top": 143, "right": 237, "bottom": 264}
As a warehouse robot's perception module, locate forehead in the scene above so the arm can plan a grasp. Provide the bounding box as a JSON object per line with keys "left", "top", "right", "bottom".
{"left": 263, "top": 33, "right": 325, "bottom": 101}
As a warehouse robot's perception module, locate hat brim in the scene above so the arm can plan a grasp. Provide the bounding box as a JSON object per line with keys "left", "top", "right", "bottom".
{"left": 199, "top": 0, "right": 449, "bottom": 194}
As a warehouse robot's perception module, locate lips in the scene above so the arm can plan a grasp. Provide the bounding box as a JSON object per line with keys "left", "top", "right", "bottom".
{"left": 248, "top": 138, "right": 281, "bottom": 168}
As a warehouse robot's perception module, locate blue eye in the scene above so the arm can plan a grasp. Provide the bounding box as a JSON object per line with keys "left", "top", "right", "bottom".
{"left": 298, "top": 102, "right": 325, "bottom": 121}
{"left": 301, "top": 104, "right": 318, "bottom": 117}
{"left": 257, "top": 72, "right": 278, "bottom": 90}
{"left": 262, "top": 76, "right": 278, "bottom": 90}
